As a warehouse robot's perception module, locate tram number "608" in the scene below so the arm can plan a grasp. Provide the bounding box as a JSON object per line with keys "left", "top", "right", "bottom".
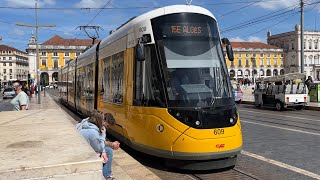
{"left": 214, "top": 129, "right": 224, "bottom": 135}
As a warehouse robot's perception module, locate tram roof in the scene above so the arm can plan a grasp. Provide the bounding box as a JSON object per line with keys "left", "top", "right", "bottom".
{"left": 258, "top": 73, "right": 306, "bottom": 82}
{"left": 99, "top": 5, "right": 216, "bottom": 49}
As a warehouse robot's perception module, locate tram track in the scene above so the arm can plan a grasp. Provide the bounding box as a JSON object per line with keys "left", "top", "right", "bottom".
{"left": 239, "top": 110, "right": 320, "bottom": 127}
{"left": 238, "top": 107, "right": 320, "bottom": 132}
{"left": 188, "top": 167, "right": 260, "bottom": 180}
{"left": 241, "top": 115, "right": 320, "bottom": 133}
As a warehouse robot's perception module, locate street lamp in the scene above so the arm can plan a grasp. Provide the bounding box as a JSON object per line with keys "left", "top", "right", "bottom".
{"left": 251, "top": 57, "right": 256, "bottom": 85}
{"left": 16, "top": 0, "right": 55, "bottom": 104}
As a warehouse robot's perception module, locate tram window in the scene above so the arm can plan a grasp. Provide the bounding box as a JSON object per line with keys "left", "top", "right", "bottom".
{"left": 134, "top": 45, "right": 166, "bottom": 107}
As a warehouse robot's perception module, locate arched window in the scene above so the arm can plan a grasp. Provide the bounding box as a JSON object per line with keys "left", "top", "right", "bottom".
{"left": 315, "top": 55, "right": 319, "bottom": 64}
{"left": 309, "top": 55, "right": 313, "bottom": 64}
{"left": 314, "top": 40, "right": 318, "bottom": 50}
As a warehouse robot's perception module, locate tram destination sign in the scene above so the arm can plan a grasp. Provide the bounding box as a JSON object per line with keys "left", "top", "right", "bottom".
{"left": 163, "top": 23, "right": 209, "bottom": 37}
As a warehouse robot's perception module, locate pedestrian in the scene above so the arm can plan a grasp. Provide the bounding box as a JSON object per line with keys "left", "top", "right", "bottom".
{"left": 102, "top": 113, "right": 120, "bottom": 180}
{"left": 76, "top": 110, "right": 108, "bottom": 178}
{"left": 10, "top": 81, "right": 29, "bottom": 111}
{"left": 305, "top": 76, "right": 313, "bottom": 88}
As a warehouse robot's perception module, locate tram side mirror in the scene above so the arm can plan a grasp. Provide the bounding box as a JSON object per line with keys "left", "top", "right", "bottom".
{"left": 135, "top": 43, "right": 145, "bottom": 62}
{"left": 221, "top": 38, "right": 234, "bottom": 61}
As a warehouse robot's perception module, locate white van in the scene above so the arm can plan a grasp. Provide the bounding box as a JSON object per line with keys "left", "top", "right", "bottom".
{"left": 254, "top": 73, "right": 307, "bottom": 110}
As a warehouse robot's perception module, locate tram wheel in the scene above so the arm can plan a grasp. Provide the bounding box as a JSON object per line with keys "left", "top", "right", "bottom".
{"left": 275, "top": 101, "right": 284, "bottom": 111}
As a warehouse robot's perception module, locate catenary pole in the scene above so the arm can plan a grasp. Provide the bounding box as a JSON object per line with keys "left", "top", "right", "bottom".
{"left": 300, "top": 0, "right": 304, "bottom": 74}
{"left": 16, "top": 0, "right": 55, "bottom": 104}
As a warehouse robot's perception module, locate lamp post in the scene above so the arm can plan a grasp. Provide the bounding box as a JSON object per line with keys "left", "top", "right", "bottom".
{"left": 251, "top": 57, "right": 256, "bottom": 85}
{"left": 16, "top": 0, "right": 55, "bottom": 104}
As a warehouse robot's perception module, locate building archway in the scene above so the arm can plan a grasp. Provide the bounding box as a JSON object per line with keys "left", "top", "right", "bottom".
{"left": 273, "top": 69, "right": 278, "bottom": 76}
{"left": 266, "top": 69, "right": 272, "bottom": 76}
{"left": 280, "top": 69, "right": 285, "bottom": 75}
{"left": 244, "top": 69, "right": 250, "bottom": 77}
{"left": 259, "top": 69, "right": 264, "bottom": 76}
{"left": 40, "top": 72, "right": 49, "bottom": 86}
{"left": 237, "top": 70, "right": 243, "bottom": 77}
{"left": 52, "top": 72, "right": 58, "bottom": 82}
{"left": 229, "top": 70, "right": 235, "bottom": 78}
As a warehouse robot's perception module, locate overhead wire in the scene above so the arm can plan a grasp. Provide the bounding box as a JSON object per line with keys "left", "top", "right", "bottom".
{"left": 221, "top": 3, "right": 301, "bottom": 33}
{"left": 74, "top": 0, "right": 112, "bottom": 40}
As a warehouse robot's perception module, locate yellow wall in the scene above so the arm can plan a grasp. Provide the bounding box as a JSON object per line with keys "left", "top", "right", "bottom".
{"left": 38, "top": 51, "right": 79, "bottom": 69}
{"left": 226, "top": 52, "right": 283, "bottom": 68}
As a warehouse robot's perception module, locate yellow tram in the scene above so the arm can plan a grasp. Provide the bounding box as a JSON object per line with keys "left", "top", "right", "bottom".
{"left": 59, "top": 5, "right": 242, "bottom": 170}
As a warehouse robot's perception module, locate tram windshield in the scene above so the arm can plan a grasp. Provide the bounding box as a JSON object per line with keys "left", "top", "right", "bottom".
{"left": 152, "top": 13, "right": 234, "bottom": 108}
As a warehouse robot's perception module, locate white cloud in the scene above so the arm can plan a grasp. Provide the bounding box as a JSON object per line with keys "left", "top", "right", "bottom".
{"left": 12, "top": 28, "right": 26, "bottom": 36}
{"left": 5, "top": 0, "right": 56, "bottom": 8}
{"left": 248, "top": 36, "right": 266, "bottom": 42}
{"left": 255, "top": 0, "right": 298, "bottom": 10}
{"left": 230, "top": 36, "right": 245, "bottom": 42}
{"left": 75, "top": 0, "right": 114, "bottom": 8}
{"left": 229, "top": 36, "right": 265, "bottom": 42}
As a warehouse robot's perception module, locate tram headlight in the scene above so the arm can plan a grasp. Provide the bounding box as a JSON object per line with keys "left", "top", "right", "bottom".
{"left": 230, "top": 108, "right": 238, "bottom": 125}
{"left": 195, "top": 120, "right": 201, "bottom": 126}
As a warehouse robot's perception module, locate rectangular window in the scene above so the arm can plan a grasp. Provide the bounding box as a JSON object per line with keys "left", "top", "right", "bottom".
{"left": 3, "top": 63, "right": 6, "bottom": 66}
{"left": 3, "top": 57, "right": 6, "bottom": 60}
{"left": 10, "top": 76, "right": 12, "bottom": 79}
{"left": 53, "top": 52, "right": 58, "bottom": 56}
{"left": 260, "top": 59, "right": 263, "bottom": 66}
{"left": 315, "top": 41, "right": 318, "bottom": 50}
{"left": 3, "top": 69, "right": 6, "bottom": 73}
{"left": 3, "top": 76, "right": 6, "bottom": 80}
{"left": 9, "top": 63, "right": 12, "bottom": 66}
{"left": 246, "top": 59, "right": 249, "bottom": 67}
{"left": 9, "top": 57, "right": 12, "bottom": 60}
{"left": 65, "top": 52, "right": 69, "bottom": 57}
{"left": 267, "top": 54, "right": 270, "bottom": 58}
{"left": 260, "top": 54, "right": 263, "bottom": 57}
{"left": 54, "top": 59, "right": 58, "bottom": 69}
{"left": 309, "top": 41, "right": 312, "bottom": 49}
{"left": 238, "top": 59, "right": 242, "bottom": 67}
{"left": 9, "top": 69, "right": 12, "bottom": 73}
{"left": 111, "top": 51, "right": 124, "bottom": 104}
{"left": 267, "top": 59, "right": 270, "bottom": 66}
{"left": 101, "top": 56, "right": 112, "bottom": 103}
{"left": 41, "top": 52, "right": 46, "bottom": 56}
{"left": 42, "top": 59, "right": 47, "bottom": 66}
{"left": 274, "top": 59, "right": 277, "bottom": 66}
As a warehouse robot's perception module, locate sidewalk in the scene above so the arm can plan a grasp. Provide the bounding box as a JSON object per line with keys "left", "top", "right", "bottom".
{"left": 0, "top": 92, "right": 160, "bottom": 180}
{"left": 241, "top": 86, "right": 320, "bottom": 110}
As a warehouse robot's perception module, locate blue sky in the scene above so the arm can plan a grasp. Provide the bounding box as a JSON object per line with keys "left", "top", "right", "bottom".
{"left": 0, "top": 0, "right": 319, "bottom": 51}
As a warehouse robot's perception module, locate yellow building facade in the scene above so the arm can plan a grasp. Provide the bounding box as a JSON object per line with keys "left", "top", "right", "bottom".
{"left": 27, "top": 35, "right": 95, "bottom": 85}
{"left": 225, "top": 42, "right": 284, "bottom": 82}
